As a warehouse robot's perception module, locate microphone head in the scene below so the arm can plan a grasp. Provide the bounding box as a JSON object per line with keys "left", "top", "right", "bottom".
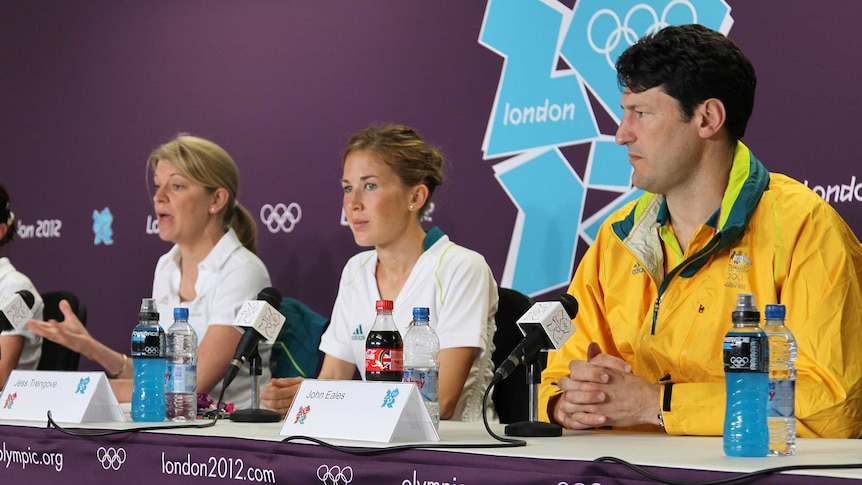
{"left": 0, "top": 290, "right": 36, "bottom": 331}
{"left": 515, "top": 296, "right": 577, "bottom": 351}
{"left": 495, "top": 295, "right": 578, "bottom": 384}
{"left": 233, "top": 288, "right": 287, "bottom": 344}
{"left": 559, "top": 293, "right": 578, "bottom": 319}
{"left": 257, "top": 287, "right": 282, "bottom": 309}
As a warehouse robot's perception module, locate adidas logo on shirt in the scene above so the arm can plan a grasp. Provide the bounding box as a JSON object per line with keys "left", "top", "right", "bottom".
{"left": 351, "top": 325, "right": 365, "bottom": 341}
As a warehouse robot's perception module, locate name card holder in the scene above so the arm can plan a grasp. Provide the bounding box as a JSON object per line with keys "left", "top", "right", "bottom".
{"left": 280, "top": 379, "right": 439, "bottom": 443}
{"left": 0, "top": 370, "right": 125, "bottom": 423}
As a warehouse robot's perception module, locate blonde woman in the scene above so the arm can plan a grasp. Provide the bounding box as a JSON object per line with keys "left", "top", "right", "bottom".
{"left": 28, "top": 135, "right": 270, "bottom": 407}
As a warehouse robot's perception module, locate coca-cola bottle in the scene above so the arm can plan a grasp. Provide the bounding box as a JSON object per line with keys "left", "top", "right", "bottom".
{"left": 365, "top": 299, "right": 403, "bottom": 381}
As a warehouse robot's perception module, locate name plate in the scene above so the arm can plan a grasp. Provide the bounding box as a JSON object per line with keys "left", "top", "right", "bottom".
{"left": 0, "top": 370, "right": 125, "bottom": 423}
{"left": 280, "top": 380, "right": 439, "bottom": 443}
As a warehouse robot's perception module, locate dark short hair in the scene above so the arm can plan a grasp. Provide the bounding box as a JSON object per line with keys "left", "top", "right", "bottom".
{"left": 615, "top": 24, "right": 756, "bottom": 145}
{"left": 0, "top": 183, "right": 16, "bottom": 246}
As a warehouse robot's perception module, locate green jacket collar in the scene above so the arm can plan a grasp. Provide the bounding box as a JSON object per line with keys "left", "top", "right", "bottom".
{"left": 613, "top": 142, "right": 770, "bottom": 278}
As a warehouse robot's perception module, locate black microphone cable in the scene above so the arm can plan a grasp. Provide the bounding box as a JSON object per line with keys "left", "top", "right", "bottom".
{"left": 281, "top": 381, "right": 862, "bottom": 480}
{"left": 43, "top": 380, "right": 862, "bottom": 483}
{"left": 45, "top": 386, "right": 229, "bottom": 437}
{"left": 45, "top": 288, "right": 282, "bottom": 436}
{"left": 279, "top": 379, "right": 526, "bottom": 455}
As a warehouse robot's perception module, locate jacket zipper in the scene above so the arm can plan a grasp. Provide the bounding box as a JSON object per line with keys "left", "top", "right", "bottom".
{"left": 650, "top": 236, "right": 722, "bottom": 335}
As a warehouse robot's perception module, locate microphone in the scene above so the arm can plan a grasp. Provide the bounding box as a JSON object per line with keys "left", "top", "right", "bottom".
{"left": 0, "top": 290, "right": 36, "bottom": 332}
{"left": 492, "top": 293, "right": 578, "bottom": 384}
{"left": 223, "top": 287, "right": 286, "bottom": 391}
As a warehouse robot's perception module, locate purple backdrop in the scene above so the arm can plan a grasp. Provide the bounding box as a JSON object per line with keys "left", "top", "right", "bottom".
{"left": 1, "top": 1, "right": 860, "bottom": 371}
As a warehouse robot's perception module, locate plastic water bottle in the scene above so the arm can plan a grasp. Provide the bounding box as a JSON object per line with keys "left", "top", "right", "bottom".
{"left": 763, "top": 304, "right": 796, "bottom": 456}
{"left": 131, "top": 298, "right": 166, "bottom": 422}
{"left": 723, "top": 293, "right": 769, "bottom": 457}
{"left": 166, "top": 307, "right": 198, "bottom": 421}
{"left": 365, "top": 300, "right": 403, "bottom": 382}
{"left": 403, "top": 307, "right": 440, "bottom": 429}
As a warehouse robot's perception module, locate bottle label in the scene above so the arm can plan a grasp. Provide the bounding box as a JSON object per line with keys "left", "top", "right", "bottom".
{"left": 768, "top": 379, "right": 795, "bottom": 418}
{"left": 365, "top": 348, "right": 403, "bottom": 373}
{"left": 167, "top": 364, "right": 197, "bottom": 393}
{"left": 403, "top": 369, "right": 438, "bottom": 402}
{"left": 723, "top": 335, "right": 768, "bottom": 372}
{"left": 131, "top": 327, "right": 165, "bottom": 358}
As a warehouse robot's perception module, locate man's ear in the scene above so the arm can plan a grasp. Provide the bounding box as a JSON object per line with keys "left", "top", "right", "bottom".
{"left": 695, "top": 98, "right": 727, "bottom": 139}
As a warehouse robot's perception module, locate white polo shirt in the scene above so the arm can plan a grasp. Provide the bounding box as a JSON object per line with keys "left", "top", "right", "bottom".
{"left": 319, "top": 229, "right": 498, "bottom": 421}
{"left": 152, "top": 229, "right": 271, "bottom": 407}
{"left": 0, "top": 257, "right": 44, "bottom": 373}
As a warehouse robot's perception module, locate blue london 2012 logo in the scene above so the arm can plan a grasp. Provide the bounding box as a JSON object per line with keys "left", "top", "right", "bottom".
{"left": 381, "top": 388, "right": 399, "bottom": 409}
{"left": 479, "top": 0, "right": 731, "bottom": 295}
{"left": 75, "top": 377, "right": 90, "bottom": 394}
{"left": 92, "top": 207, "right": 114, "bottom": 245}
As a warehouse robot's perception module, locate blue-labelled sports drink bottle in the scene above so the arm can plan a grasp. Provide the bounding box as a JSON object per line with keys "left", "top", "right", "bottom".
{"left": 723, "top": 293, "right": 769, "bottom": 457}
{"left": 131, "top": 298, "right": 166, "bottom": 422}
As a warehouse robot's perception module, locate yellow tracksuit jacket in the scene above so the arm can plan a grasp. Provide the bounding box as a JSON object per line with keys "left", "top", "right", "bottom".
{"left": 539, "top": 143, "right": 862, "bottom": 437}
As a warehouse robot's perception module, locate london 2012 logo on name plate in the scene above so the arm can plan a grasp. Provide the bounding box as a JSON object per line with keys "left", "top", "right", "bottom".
{"left": 75, "top": 377, "right": 90, "bottom": 394}
{"left": 295, "top": 405, "right": 311, "bottom": 424}
{"left": 381, "top": 388, "right": 399, "bottom": 409}
{"left": 3, "top": 392, "right": 17, "bottom": 409}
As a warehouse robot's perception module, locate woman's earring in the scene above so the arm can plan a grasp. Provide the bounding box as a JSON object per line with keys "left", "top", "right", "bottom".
{"left": 409, "top": 204, "right": 415, "bottom": 211}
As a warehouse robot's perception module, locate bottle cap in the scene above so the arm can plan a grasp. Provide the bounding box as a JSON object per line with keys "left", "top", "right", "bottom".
{"left": 413, "top": 307, "right": 429, "bottom": 320}
{"left": 731, "top": 293, "right": 760, "bottom": 324}
{"left": 375, "top": 299, "right": 394, "bottom": 311}
{"left": 140, "top": 298, "right": 157, "bottom": 313}
{"left": 139, "top": 298, "right": 159, "bottom": 320}
{"left": 173, "top": 307, "right": 189, "bottom": 320}
{"left": 764, "top": 304, "right": 786, "bottom": 320}
{"left": 734, "top": 293, "right": 757, "bottom": 312}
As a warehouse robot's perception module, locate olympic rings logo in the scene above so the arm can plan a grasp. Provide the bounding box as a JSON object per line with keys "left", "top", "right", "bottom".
{"left": 729, "top": 356, "right": 749, "bottom": 366}
{"left": 260, "top": 203, "right": 302, "bottom": 234}
{"left": 587, "top": 1, "right": 698, "bottom": 69}
{"left": 96, "top": 446, "right": 127, "bottom": 470}
{"left": 726, "top": 272, "right": 746, "bottom": 282}
{"left": 317, "top": 464, "right": 354, "bottom": 485}
{"left": 141, "top": 345, "right": 161, "bottom": 355}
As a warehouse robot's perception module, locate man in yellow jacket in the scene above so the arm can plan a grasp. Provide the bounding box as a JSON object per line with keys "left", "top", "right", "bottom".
{"left": 539, "top": 24, "right": 862, "bottom": 438}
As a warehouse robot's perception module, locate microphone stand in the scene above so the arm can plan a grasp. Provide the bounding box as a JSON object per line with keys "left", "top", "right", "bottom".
{"left": 230, "top": 346, "right": 282, "bottom": 423}
{"left": 504, "top": 359, "right": 562, "bottom": 437}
